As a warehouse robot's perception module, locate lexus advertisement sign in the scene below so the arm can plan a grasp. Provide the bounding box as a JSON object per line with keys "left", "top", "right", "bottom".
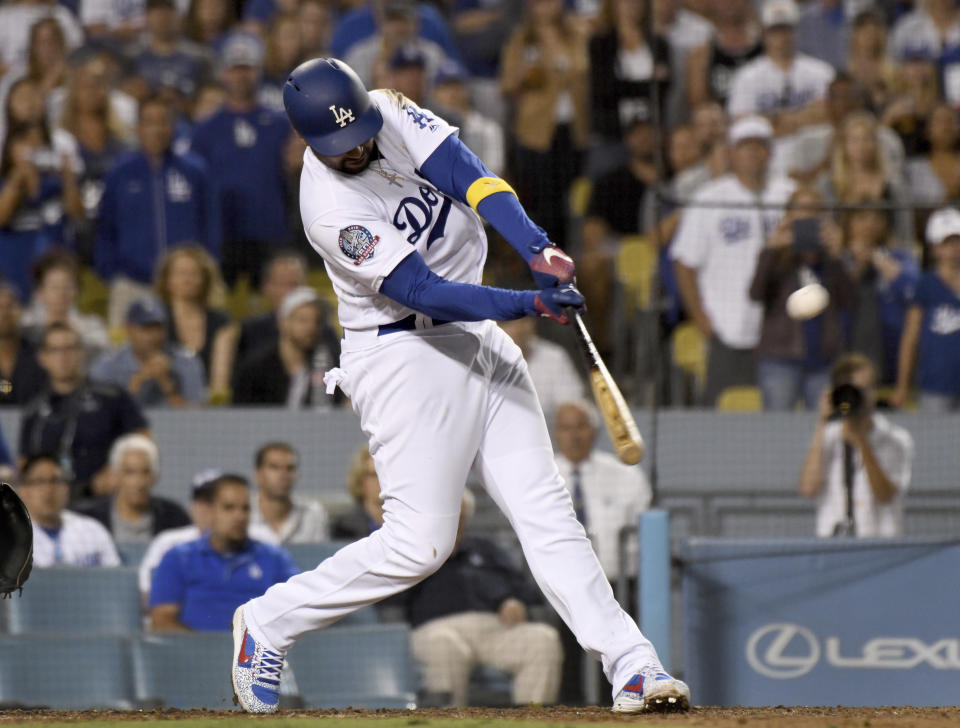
{"left": 682, "top": 539, "right": 960, "bottom": 706}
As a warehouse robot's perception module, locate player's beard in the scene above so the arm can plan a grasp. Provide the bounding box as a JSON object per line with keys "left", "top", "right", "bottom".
{"left": 336, "top": 142, "right": 376, "bottom": 175}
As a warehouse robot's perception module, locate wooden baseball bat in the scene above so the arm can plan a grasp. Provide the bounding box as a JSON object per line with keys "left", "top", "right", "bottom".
{"left": 569, "top": 310, "right": 645, "bottom": 465}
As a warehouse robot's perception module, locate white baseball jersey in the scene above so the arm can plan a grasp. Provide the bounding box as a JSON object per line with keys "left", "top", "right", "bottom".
{"left": 299, "top": 90, "right": 487, "bottom": 332}
{"left": 32, "top": 510, "right": 122, "bottom": 568}
{"left": 671, "top": 173, "right": 795, "bottom": 349}
{"left": 726, "top": 54, "right": 835, "bottom": 118}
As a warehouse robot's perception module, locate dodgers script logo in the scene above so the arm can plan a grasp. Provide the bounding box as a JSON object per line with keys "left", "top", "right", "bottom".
{"left": 393, "top": 186, "right": 452, "bottom": 248}
{"left": 339, "top": 225, "right": 379, "bottom": 265}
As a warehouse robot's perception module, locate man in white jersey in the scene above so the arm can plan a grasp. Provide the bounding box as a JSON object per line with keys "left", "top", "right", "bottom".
{"left": 726, "top": 0, "right": 834, "bottom": 136}
{"left": 229, "top": 58, "right": 690, "bottom": 714}
{"left": 18, "top": 454, "right": 121, "bottom": 568}
{"left": 672, "top": 115, "right": 795, "bottom": 405}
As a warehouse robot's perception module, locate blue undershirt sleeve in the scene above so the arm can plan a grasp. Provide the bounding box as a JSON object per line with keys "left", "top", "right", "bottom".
{"left": 419, "top": 135, "right": 547, "bottom": 262}
{"left": 380, "top": 252, "right": 536, "bottom": 322}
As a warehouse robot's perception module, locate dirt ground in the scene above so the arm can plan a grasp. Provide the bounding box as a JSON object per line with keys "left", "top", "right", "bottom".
{"left": 2, "top": 706, "right": 959, "bottom": 727}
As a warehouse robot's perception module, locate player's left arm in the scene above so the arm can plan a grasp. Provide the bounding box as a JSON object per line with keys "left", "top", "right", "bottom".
{"left": 380, "top": 251, "right": 584, "bottom": 325}
{"left": 419, "top": 134, "right": 575, "bottom": 288}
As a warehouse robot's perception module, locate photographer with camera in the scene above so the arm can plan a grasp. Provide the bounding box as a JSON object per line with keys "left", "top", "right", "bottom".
{"left": 799, "top": 353, "right": 914, "bottom": 538}
{"left": 749, "top": 187, "right": 853, "bottom": 410}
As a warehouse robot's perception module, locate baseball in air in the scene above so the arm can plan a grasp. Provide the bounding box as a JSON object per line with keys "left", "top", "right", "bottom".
{"left": 786, "top": 283, "right": 829, "bottom": 320}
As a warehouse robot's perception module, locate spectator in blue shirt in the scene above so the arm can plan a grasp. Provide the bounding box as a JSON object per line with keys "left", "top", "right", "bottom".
{"left": 90, "top": 297, "right": 206, "bottom": 408}
{"left": 96, "top": 95, "right": 221, "bottom": 328}
{"left": 148, "top": 473, "right": 300, "bottom": 631}
{"left": 188, "top": 32, "right": 292, "bottom": 288}
{"left": 59, "top": 58, "right": 135, "bottom": 266}
{"left": 0, "top": 122, "right": 84, "bottom": 300}
{"left": 448, "top": 0, "right": 519, "bottom": 80}
{"left": 330, "top": 0, "right": 461, "bottom": 64}
{"left": 129, "top": 0, "right": 214, "bottom": 104}
{"left": 894, "top": 207, "right": 960, "bottom": 412}
{"left": 843, "top": 203, "right": 918, "bottom": 386}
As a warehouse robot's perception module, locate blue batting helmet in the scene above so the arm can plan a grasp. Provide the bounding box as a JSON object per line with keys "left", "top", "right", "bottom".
{"left": 283, "top": 58, "right": 383, "bottom": 157}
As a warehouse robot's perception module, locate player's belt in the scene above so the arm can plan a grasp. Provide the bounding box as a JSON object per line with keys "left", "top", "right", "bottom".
{"left": 378, "top": 313, "right": 451, "bottom": 335}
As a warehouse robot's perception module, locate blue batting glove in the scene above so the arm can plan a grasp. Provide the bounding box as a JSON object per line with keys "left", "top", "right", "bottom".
{"left": 528, "top": 239, "right": 576, "bottom": 289}
{"left": 533, "top": 284, "right": 585, "bottom": 325}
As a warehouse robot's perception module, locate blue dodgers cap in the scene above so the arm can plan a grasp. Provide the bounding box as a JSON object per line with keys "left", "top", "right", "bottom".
{"left": 283, "top": 58, "right": 384, "bottom": 157}
{"left": 434, "top": 59, "right": 468, "bottom": 86}
{"left": 389, "top": 44, "right": 426, "bottom": 70}
{"left": 126, "top": 297, "right": 168, "bottom": 326}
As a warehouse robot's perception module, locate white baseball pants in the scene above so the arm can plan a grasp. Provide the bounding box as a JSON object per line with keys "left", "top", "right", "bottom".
{"left": 244, "top": 320, "right": 660, "bottom": 697}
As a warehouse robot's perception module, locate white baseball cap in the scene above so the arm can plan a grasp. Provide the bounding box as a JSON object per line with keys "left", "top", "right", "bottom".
{"left": 761, "top": 0, "right": 800, "bottom": 28}
{"left": 925, "top": 207, "right": 960, "bottom": 245}
{"left": 728, "top": 115, "right": 774, "bottom": 146}
{"left": 279, "top": 285, "right": 320, "bottom": 319}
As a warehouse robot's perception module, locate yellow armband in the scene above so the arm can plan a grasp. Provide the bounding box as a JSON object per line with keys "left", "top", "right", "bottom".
{"left": 466, "top": 177, "right": 516, "bottom": 212}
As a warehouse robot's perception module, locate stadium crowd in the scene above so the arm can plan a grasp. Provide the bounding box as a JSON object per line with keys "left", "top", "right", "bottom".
{"left": 0, "top": 0, "right": 955, "bottom": 414}
{"left": 0, "top": 0, "right": 953, "bottom": 709}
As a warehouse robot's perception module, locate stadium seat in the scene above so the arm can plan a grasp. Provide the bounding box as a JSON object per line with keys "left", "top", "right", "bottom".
{"left": 672, "top": 322, "right": 706, "bottom": 385}
{"left": 0, "top": 634, "right": 135, "bottom": 709}
{"left": 616, "top": 235, "right": 657, "bottom": 312}
{"left": 716, "top": 386, "right": 763, "bottom": 412}
{"left": 6, "top": 567, "right": 141, "bottom": 635}
{"left": 77, "top": 267, "right": 110, "bottom": 319}
{"left": 133, "top": 633, "right": 238, "bottom": 709}
{"left": 468, "top": 665, "right": 512, "bottom": 707}
{"left": 568, "top": 176, "right": 593, "bottom": 218}
{"left": 116, "top": 541, "right": 150, "bottom": 567}
{"left": 225, "top": 275, "right": 249, "bottom": 319}
{"left": 286, "top": 623, "right": 417, "bottom": 709}
{"left": 283, "top": 540, "right": 351, "bottom": 571}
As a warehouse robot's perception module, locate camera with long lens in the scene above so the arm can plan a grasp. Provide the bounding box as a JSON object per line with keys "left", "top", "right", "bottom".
{"left": 830, "top": 383, "right": 865, "bottom": 419}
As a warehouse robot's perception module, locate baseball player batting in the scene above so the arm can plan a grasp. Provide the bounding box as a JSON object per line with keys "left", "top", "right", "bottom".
{"left": 230, "top": 58, "right": 690, "bottom": 714}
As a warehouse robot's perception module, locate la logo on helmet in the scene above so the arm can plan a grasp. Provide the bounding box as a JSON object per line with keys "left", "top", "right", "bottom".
{"left": 329, "top": 105, "right": 355, "bottom": 128}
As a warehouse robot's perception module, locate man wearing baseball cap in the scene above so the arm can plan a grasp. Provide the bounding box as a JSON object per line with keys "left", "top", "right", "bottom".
{"left": 672, "top": 115, "right": 796, "bottom": 405}
{"left": 90, "top": 298, "right": 205, "bottom": 408}
{"left": 726, "top": 0, "right": 835, "bottom": 136}
{"left": 893, "top": 208, "right": 960, "bottom": 411}
{"left": 188, "top": 31, "right": 292, "bottom": 289}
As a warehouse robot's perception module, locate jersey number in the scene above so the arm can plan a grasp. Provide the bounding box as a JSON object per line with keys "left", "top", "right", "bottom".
{"left": 393, "top": 186, "right": 452, "bottom": 249}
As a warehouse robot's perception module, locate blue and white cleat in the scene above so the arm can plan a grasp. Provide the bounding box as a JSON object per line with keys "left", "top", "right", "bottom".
{"left": 231, "top": 605, "right": 284, "bottom": 713}
{"left": 612, "top": 665, "right": 691, "bottom": 713}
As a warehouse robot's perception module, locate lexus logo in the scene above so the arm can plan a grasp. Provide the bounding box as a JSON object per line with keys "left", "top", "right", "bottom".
{"left": 746, "top": 623, "right": 960, "bottom": 678}
{"left": 746, "top": 623, "right": 820, "bottom": 679}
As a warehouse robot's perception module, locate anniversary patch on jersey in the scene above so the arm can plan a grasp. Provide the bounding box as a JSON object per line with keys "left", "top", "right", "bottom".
{"left": 339, "top": 225, "right": 380, "bottom": 265}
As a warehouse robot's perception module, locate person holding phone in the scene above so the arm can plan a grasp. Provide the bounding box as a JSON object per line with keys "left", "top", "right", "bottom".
{"left": 749, "top": 187, "right": 854, "bottom": 410}
{"left": 0, "top": 122, "right": 84, "bottom": 300}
